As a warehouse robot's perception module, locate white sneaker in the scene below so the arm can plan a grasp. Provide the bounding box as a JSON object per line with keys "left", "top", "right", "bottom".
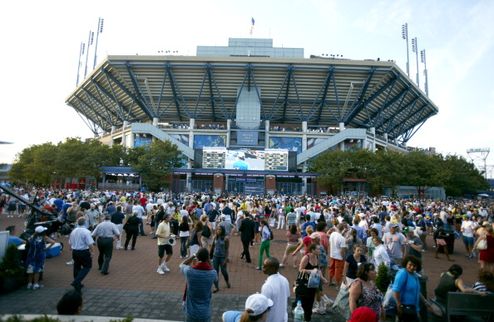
{"left": 312, "top": 301, "right": 320, "bottom": 313}
{"left": 33, "top": 283, "right": 41, "bottom": 290}
{"left": 27, "top": 283, "right": 33, "bottom": 290}
{"left": 66, "top": 259, "right": 74, "bottom": 265}
{"left": 156, "top": 267, "right": 165, "bottom": 275}
{"left": 162, "top": 264, "right": 170, "bottom": 272}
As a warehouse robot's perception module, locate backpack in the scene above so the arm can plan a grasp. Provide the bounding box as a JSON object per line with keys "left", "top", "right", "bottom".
{"left": 267, "top": 226, "right": 274, "bottom": 240}
{"left": 202, "top": 224, "right": 211, "bottom": 238}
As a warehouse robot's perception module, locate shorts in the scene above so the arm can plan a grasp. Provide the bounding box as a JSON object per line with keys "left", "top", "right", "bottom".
{"left": 463, "top": 236, "right": 474, "bottom": 247}
{"left": 26, "top": 263, "right": 44, "bottom": 274}
{"left": 436, "top": 239, "right": 447, "bottom": 246}
{"left": 158, "top": 244, "right": 173, "bottom": 258}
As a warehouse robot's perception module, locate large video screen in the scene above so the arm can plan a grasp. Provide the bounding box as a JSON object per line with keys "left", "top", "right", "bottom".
{"left": 269, "top": 137, "right": 302, "bottom": 154}
{"left": 202, "top": 148, "right": 289, "bottom": 171}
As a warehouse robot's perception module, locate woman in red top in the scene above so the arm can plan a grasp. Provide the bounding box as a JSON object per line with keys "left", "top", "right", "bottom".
{"left": 476, "top": 224, "right": 494, "bottom": 273}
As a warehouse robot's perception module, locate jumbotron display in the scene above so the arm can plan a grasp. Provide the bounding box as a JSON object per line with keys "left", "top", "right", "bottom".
{"left": 202, "top": 148, "right": 289, "bottom": 171}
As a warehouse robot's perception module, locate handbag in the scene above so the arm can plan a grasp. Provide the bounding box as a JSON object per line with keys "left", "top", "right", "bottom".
{"left": 307, "top": 271, "right": 321, "bottom": 288}
{"left": 476, "top": 238, "right": 487, "bottom": 250}
{"left": 331, "top": 281, "right": 355, "bottom": 320}
{"left": 399, "top": 304, "right": 417, "bottom": 317}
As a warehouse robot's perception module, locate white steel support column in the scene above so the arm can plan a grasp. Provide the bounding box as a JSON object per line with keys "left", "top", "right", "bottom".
{"left": 339, "top": 122, "right": 345, "bottom": 151}
{"left": 265, "top": 120, "right": 270, "bottom": 149}
{"left": 302, "top": 121, "right": 308, "bottom": 151}
{"left": 227, "top": 119, "right": 232, "bottom": 148}
{"left": 189, "top": 118, "right": 195, "bottom": 149}
{"left": 369, "top": 127, "right": 376, "bottom": 151}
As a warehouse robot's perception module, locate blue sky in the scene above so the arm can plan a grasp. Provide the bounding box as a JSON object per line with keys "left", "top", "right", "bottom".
{"left": 1, "top": 0, "right": 493, "bottom": 177}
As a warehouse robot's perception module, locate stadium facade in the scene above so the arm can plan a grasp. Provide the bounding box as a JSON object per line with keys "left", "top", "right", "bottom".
{"left": 66, "top": 38, "right": 438, "bottom": 194}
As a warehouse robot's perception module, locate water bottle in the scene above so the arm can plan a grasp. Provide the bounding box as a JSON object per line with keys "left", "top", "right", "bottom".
{"left": 293, "top": 300, "right": 304, "bottom": 322}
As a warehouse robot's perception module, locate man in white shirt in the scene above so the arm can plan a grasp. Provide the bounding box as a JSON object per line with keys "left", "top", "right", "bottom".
{"left": 132, "top": 201, "right": 146, "bottom": 236}
{"left": 261, "top": 257, "right": 290, "bottom": 322}
{"left": 372, "top": 236, "right": 391, "bottom": 268}
{"left": 329, "top": 223, "right": 347, "bottom": 288}
{"left": 69, "top": 217, "right": 95, "bottom": 292}
{"left": 461, "top": 216, "right": 476, "bottom": 259}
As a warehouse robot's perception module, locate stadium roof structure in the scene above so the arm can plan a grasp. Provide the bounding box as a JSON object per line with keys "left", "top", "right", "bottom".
{"left": 66, "top": 55, "right": 438, "bottom": 144}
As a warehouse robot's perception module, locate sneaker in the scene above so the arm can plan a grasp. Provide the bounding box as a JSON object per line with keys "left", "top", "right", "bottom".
{"left": 256, "top": 267, "right": 262, "bottom": 270}
{"left": 157, "top": 267, "right": 165, "bottom": 275}
{"left": 312, "top": 301, "right": 320, "bottom": 313}
{"left": 162, "top": 264, "right": 170, "bottom": 272}
{"left": 66, "top": 259, "right": 74, "bottom": 265}
{"left": 279, "top": 264, "right": 285, "bottom": 268}
{"left": 27, "top": 283, "right": 33, "bottom": 290}
{"left": 33, "top": 283, "right": 41, "bottom": 290}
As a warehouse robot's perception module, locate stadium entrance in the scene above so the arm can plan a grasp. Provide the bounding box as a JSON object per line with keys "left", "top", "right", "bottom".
{"left": 171, "top": 169, "right": 317, "bottom": 195}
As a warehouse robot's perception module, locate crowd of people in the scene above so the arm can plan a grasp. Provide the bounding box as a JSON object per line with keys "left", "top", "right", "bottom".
{"left": 2, "top": 186, "right": 494, "bottom": 321}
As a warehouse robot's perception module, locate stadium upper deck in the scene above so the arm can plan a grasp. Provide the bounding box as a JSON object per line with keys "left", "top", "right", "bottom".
{"left": 66, "top": 38, "right": 438, "bottom": 146}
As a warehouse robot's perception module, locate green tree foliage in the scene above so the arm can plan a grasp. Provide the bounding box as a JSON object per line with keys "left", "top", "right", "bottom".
{"left": 441, "top": 154, "right": 489, "bottom": 196}
{"left": 310, "top": 149, "right": 488, "bottom": 197}
{"left": 130, "top": 140, "right": 183, "bottom": 191}
{"left": 10, "top": 138, "right": 182, "bottom": 191}
{"left": 10, "top": 138, "right": 128, "bottom": 187}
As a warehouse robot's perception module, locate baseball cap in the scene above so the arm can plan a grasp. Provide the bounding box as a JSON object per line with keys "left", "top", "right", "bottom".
{"left": 390, "top": 223, "right": 399, "bottom": 228}
{"left": 35, "top": 226, "right": 48, "bottom": 234}
{"left": 245, "top": 293, "right": 274, "bottom": 316}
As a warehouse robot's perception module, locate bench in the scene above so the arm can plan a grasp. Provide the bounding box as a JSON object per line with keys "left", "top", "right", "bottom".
{"left": 447, "top": 292, "right": 494, "bottom": 322}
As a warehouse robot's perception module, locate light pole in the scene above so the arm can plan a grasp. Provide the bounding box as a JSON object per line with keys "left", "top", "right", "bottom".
{"left": 401, "top": 23, "right": 410, "bottom": 78}
{"left": 421, "top": 49, "right": 429, "bottom": 96}
{"left": 93, "top": 18, "right": 104, "bottom": 69}
{"left": 76, "top": 42, "right": 85, "bottom": 86}
{"left": 411, "top": 37, "right": 420, "bottom": 87}
{"left": 84, "top": 30, "right": 94, "bottom": 79}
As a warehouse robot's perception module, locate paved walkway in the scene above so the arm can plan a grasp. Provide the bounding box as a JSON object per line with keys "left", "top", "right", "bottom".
{"left": 0, "top": 215, "right": 479, "bottom": 321}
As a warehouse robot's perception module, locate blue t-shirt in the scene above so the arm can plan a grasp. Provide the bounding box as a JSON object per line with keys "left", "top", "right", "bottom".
{"left": 392, "top": 268, "right": 420, "bottom": 310}
{"left": 8, "top": 236, "right": 25, "bottom": 247}
{"left": 180, "top": 264, "right": 217, "bottom": 320}
{"left": 222, "top": 311, "right": 241, "bottom": 322}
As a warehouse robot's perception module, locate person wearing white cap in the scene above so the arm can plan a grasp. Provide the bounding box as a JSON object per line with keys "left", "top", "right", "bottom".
{"left": 26, "top": 226, "right": 55, "bottom": 290}
{"left": 222, "top": 293, "right": 274, "bottom": 322}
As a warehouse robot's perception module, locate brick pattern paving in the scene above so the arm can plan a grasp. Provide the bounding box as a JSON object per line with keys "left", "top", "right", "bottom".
{"left": 0, "top": 216, "right": 480, "bottom": 321}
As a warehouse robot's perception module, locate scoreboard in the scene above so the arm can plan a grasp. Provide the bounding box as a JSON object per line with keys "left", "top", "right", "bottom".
{"left": 201, "top": 148, "right": 289, "bottom": 171}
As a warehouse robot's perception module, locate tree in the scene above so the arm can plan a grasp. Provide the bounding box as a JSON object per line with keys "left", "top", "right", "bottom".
{"left": 130, "top": 140, "right": 183, "bottom": 191}
{"left": 440, "top": 154, "right": 488, "bottom": 196}
{"left": 310, "top": 149, "right": 488, "bottom": 197}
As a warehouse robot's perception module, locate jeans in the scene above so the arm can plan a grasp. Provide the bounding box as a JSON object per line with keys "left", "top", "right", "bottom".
{"left": 138, "top": 217, "right": 146, "bottom": 235}
{"left": 213, "top": 256, "right": 229, "bottom": 289}
{"left": 180, "top": 236, "right": 188, "bottom": 257}
{"left": 72, "top": 249, "right": 92, "bottom": 288}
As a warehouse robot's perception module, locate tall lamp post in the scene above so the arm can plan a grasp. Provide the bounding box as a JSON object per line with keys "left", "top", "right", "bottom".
{"left": 76, "top": 42, "right": 85, "bottom": 86}
{"left": 411, "top": 37, "right": 420, "bottom": 87}
{"left": 401, "top": 23, "right": 410, "bottom": 78}
{"left": 93, "top": 17, "right": 104, "bottom": 69}
{"left": 421, "top": 49, "right": 429, "bottom": 96}
{"left": 84, "top": 30, "right": 94, "bottom": 79}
